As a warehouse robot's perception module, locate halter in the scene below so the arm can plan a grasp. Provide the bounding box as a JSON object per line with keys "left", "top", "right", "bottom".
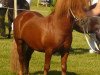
{"left": 69, "top": 8, "right": 100, "bottom": 52}
{"left": 69, "top": 8, "right": 79, "bottom": 21}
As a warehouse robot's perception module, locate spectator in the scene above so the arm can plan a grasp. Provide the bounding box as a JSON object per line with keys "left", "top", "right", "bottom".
{"left": 0, "top": 0, "right": 7, "bottom": 37}
{"left": 40, "top": 0, "right": 51, "bottom": 6}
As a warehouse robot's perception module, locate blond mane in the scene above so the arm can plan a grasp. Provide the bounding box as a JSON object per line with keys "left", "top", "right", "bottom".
{"left": 54, "top": 0, "right": 70, "bottom": 17}
{"left": 54, "top": 0, "right": 89, "bottom": 19}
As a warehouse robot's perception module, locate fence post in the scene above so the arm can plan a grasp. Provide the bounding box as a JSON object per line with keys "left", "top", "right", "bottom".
{"left": 37, "top": 0, "right": 40, "bottom": 7}
{"left": 14, "top": 0, "right": 17, "bottom": 18}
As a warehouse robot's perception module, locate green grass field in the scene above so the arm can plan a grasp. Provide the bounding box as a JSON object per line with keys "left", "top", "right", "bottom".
{"left": 0, "top": 0, "right": 100, "bottom": 75}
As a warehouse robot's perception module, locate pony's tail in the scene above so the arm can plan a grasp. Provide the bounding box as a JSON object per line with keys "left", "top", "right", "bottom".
{"left": 10, "top": 40, "right": 20, "bottom": 74}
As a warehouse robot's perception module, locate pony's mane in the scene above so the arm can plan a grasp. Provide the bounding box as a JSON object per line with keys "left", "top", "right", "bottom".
{"left": 54, "top": 0, "right": 70, "bottom": 17}
{"left": 54, "top": 0, "right": 89, "bottom": 19}
{"left": 69, "top": 0, "right": 89, "bottom": 19}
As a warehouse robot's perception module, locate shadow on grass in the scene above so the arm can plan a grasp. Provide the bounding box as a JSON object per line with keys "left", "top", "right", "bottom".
{"left": 53, "top": 48, "right": 89, "bottom": 56}
{"left": 30, "top": 70, "right": 77, "bottom": 75}
{"left": 70, "top": 48, "right": 89, "bottom": 54}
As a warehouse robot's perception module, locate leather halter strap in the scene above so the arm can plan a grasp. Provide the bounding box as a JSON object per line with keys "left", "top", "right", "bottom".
{"left": 69, "top": 8, "right": 79, "bottom": 21}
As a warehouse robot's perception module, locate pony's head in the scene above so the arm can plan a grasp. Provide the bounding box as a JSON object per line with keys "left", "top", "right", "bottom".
{"left": 89, "top": 17, "right": 100, "bottom": 41}
{"left": 74, "top": 16, "right": 100, "bottom": 42}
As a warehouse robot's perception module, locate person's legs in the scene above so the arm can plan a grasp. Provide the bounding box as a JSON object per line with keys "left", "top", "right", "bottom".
{"left": 0, "top": 8, "right": 7, "bottom": 37}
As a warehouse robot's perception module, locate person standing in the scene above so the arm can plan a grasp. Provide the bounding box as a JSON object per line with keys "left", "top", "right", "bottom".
{"left": 0, "top": 0, "right": 8, "bottom": 37}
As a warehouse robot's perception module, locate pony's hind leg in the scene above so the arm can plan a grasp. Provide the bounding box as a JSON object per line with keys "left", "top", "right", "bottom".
{"left": 16, "top": 40, "right": 33, "bottom": 75}
{"left": 23, "top": 43, "right": 34, "bottom": 75}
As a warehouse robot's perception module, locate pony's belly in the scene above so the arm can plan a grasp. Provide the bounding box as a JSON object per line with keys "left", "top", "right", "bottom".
{"left": 22, "top": 32, "right": 65, "bottom": 52}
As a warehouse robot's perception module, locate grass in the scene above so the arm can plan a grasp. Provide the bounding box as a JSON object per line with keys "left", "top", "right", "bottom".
{"left": 0, "top": 0, "right": 100, "bottom": 75}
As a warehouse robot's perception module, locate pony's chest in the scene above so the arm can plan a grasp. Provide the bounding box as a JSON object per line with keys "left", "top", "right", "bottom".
{"left": 41, "top": 28, "right": 66, "bottom": 47}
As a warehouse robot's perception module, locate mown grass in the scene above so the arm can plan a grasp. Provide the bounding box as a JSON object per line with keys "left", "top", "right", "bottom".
{"left": 0, "top": 0, "right": 100, "bottom": 75}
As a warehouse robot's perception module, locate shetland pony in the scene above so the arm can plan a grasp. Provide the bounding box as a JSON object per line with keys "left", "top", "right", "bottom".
{"left": 12, "top": 0, "right": 88, "bottom": 75}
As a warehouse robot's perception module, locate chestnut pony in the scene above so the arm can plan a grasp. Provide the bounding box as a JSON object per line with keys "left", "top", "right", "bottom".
{"left": 12, "top": 0, "right": 88, "bottom": 75}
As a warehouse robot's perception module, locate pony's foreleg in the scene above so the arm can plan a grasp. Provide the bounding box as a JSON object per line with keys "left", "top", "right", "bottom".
{"left": 44, "top": 48, "right": 52, "bottom": 75}
{"left": 17, "top": 41, "right": 33, "bottom": 75}
{"left": 61, "top": 49, "right": 69, "bottom": 75}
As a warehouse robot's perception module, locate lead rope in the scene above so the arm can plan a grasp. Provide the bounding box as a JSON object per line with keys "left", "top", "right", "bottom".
{"left": 86, "top": 23, "right": 100, "bottom": 51}
{"left": 88, "top": 34, "right": 100, "bottom": 51}
{"left": 83, "top": 26, "right": 100, "bottom": 52}
{"left": 82, "top": 26, "right": 96, "bottom": 51}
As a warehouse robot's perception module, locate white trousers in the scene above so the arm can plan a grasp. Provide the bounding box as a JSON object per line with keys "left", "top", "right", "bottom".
{"left": 26, "top": 0, "right": 31, "bottom": 4}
